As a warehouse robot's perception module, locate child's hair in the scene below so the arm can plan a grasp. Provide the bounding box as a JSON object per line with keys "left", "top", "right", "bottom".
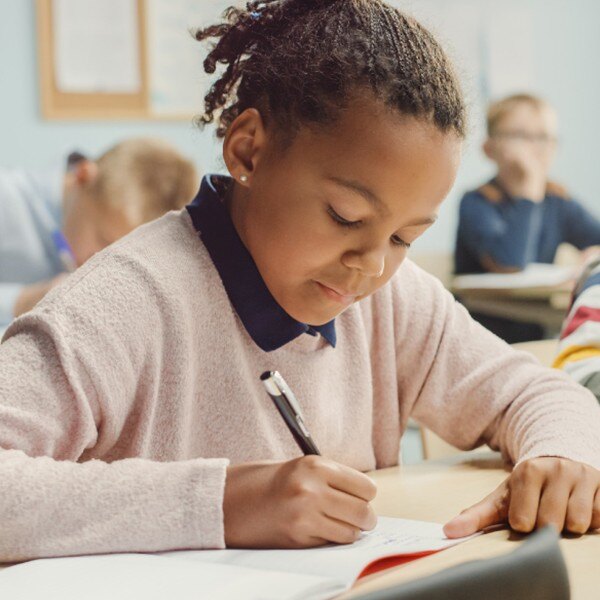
{"left": 90, "top": 138, "right": 199, "bottom": 225}
{"left": 194, "top": 0, "right": 466, "bottom": 143}
{"left": 486, "top": 93, "right": 552, "bottom": 137}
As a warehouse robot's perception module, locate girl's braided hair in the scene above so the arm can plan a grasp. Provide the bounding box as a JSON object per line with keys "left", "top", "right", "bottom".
{"left": 194, "top": 0, "right": 466, "bottom": 142}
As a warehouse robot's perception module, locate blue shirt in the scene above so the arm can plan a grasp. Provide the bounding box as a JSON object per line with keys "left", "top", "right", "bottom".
{"left": 0, "top": 163, "right": 66, "bottom": 331}
{"left": 186, "top": 174, "right": 336, "bottom": 352}
{"left": 455, "top": 180, "right": 600, "bottom": 274}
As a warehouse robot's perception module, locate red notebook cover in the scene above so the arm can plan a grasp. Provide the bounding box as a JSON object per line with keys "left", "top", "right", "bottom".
{"left": 358, "top": 549, "right": 439, "bottom": 579}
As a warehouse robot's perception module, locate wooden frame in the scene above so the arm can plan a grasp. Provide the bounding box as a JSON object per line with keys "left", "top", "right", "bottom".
{"left": 36, "top": 0, "right": 150, "bottom": 119}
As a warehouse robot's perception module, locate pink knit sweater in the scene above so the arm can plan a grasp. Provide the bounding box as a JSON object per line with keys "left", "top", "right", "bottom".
{"left": 1, "top": 210, "right": 599, "bottom": 562}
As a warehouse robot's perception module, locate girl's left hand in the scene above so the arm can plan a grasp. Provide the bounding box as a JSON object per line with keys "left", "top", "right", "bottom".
{"left": 443, "top": 457, "right": 600, "bottom": 538}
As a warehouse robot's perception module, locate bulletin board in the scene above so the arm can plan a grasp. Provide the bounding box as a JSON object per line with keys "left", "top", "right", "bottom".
{"left": 36, "top": 0, "right": 229, "bottom": 120}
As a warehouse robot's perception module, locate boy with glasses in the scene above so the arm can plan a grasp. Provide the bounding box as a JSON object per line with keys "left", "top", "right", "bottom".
{"left": 454, "top": 94, "right": 600, "bottom": 342}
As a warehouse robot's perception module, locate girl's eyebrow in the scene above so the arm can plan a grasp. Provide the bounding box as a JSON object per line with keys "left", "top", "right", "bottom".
{"left": 404, "top": 215, "right": 438, "bottom": 226}
{"left": 326, "top": 176, "right": 381, "bottom": 208}
{"left": 326, "top": 175, "right": 438, "bottom": 226}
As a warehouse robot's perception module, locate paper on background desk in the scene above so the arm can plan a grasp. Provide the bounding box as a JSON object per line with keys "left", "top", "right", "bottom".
{"left": 0, "top": 518, "right": 477, "bottom": 600}
{"left": 453, "top": 263, "right": 577, "bottom": 291}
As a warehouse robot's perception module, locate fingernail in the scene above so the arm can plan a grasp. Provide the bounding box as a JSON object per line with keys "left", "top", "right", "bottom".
{"left": 443, "top": 515, "right": 470, "bottom": 538}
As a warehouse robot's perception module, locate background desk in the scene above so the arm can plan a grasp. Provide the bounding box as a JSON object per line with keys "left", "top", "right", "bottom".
{"left": 455, "top": 286, "right": 571, "bottom": 335}
{"left": 342, "top": 452, "right": 599, "bottom": 600}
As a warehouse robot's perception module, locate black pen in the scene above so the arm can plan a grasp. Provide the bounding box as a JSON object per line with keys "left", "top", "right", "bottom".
{"left": 260, "top": 371, "right": 321, "bottom": 455}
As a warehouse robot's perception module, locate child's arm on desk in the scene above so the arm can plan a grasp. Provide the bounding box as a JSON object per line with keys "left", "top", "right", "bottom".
{"left": 392, "top": 261, "right": 600, "bottom": 537}
{"left": 0, "top": 325, "right": 228, "bottom": 562}
{"left": 0, "top": 259, "right": 378, "bottom": 561}
{"left": 0, "top": 258, "right": 235, "bottom": 562}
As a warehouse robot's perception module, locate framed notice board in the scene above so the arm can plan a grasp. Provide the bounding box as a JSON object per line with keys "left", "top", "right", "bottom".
{"left": 36, "top": 0, "right": 229, "bottom": 120}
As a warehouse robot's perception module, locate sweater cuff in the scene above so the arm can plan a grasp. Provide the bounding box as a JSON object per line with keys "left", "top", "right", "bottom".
{"left": 188, "top": 458, "right": 229, "bottom": 549}
{"left": 515, "top": 439, "right": 600, "bottom": 472}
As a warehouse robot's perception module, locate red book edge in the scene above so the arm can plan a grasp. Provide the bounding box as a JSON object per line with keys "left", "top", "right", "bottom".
{"left": 357, "top": 549, "right": 440, "bottom": 579}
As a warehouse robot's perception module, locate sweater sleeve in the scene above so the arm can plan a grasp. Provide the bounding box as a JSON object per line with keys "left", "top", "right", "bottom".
{"left": 0, "top": 257, "right": 228, "bottom": 561}
{"left": 458, "top": 191, "right": 540, "bottom": 270}
{"left": 394, "top": 262, "right": 600, "bottom": 471}
{"left": 562, "top": 199, "right": 600, "bottom": 250}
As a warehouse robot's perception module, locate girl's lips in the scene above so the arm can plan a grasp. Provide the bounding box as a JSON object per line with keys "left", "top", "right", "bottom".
{"left": 315, "top": 281, "right": 360, "bottom": 304}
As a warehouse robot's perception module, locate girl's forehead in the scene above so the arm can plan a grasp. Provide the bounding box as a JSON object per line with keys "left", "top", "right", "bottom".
{"left": 264, "top": 108, "right": 460, "bottom": 218}
{"left": 293, "top": 108, "right": 460, "bottom": 174}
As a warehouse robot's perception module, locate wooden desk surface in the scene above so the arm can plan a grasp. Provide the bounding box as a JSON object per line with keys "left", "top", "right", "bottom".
{"left": 341, "top": 452, "right": 599, "bottom": 599}
{"left": 454, "top": 279, "right": 572, "bottom": 335}
{"left": 454, "top": 284, "right": 571, "bottom": 303}
{"left": 457, "top": 293, "right": 569, "bottom": 331}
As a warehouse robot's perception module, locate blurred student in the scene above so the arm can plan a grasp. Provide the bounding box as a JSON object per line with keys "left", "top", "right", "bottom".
{"left": 0, "top": 138, "right": 198, "bottom": 330}
{"left": 554, "top": 256, "right": 600, "bottom": 402}
{"left": 454, "top": 94, "right": 600, "bottom": 342}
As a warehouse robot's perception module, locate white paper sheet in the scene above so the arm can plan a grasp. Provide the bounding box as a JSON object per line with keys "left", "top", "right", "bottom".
{"left": 0, "top": 553, "right": 336, "bottom": 600}
{"left": 453, "top": 263, "right": 576, "bottom": 291}
{"left": 53, "top": 0, "right": 141, "bottom": 93}
{"left": 0, "top": 517, "right": 477, "bottom": 600}
{"left": 162, "top": 517, "right": 478, "bottom": 592}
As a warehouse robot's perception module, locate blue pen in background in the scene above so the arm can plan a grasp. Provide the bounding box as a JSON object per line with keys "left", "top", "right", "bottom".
{"left": 51, "top": 230, "right": 77, "bottom": 273}
{"left": 49, "top": 151, "right": 86, "bottom": 273}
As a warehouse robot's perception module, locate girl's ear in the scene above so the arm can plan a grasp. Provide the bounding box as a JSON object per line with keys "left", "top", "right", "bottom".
{"left": 222, "top": 108, "right": 267, "bottom": 187}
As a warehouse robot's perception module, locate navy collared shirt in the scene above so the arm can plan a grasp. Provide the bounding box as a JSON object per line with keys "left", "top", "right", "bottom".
{"left": 186, "top": 175, "right": 336, "bottom": 352}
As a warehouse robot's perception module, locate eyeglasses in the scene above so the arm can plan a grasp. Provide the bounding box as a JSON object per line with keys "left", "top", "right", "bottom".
{"left": 492, "top": 131, "right": 558, "bottom": 146}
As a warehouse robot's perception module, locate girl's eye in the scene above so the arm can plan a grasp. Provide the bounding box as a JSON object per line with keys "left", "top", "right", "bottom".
{"left": 328, "top": 205, "right": 411, "bottom": 248}
{"left": 327, "top": 206, "right": 361, "bottom": 228}
{"left": 391, "top": 235, "right": 411, "bottom": 249}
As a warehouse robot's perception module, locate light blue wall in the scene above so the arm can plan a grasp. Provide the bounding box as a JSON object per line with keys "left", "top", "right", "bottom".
{"left": 1, "top": 0, "right": 599, "bottom": 253}
{"left": 0, "top": 0, "right": 221, "bottom": 173}
{"left": 404, "top": 0, "right": 600, "bottom": 253}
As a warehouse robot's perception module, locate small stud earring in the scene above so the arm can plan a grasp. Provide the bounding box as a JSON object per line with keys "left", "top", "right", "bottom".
{"left": 240, "top": 174, "right": 248, "bottom": 183}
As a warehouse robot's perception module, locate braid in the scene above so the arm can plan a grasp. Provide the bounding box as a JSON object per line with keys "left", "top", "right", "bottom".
{"left": 194, "top": 0, "right": 466, "bottom": 141}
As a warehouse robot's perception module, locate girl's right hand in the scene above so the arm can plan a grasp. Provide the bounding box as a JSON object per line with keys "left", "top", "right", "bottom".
{"left": 223, "top": 455, "right": 378, "bottom": 548}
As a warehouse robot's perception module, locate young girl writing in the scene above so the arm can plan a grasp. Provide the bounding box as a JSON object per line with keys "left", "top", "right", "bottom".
{"left": 0, "top": 0, "right": 599, "bottom": 561}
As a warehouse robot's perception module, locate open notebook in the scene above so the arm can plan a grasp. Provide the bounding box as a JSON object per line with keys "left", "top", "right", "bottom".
{"left": 0, "top": 517, "right": 477, "bottom": 600}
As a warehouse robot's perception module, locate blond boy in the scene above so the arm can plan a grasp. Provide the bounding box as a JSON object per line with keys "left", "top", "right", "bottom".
{"left": 455, "top": 94, "right": 600, "bottom": 342}
{"left": 0, "top": 138, "right": 198, "bottom": 329}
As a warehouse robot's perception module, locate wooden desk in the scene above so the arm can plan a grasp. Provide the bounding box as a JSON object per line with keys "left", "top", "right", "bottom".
{"left": 341, "top": 452, "right": 599, "bottom": 599}
{"left": 512, "top": 339, "right": 559, "bottom": 367}
{"left": 456, "top": 287, "right": 571, "bottom": 333}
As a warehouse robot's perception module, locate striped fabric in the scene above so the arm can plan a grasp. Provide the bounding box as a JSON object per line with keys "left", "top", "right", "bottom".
{"left": 554, "top": 257, "right": 600, "bottom": 401}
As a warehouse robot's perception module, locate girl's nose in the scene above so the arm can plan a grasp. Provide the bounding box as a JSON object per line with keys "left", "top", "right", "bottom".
{"left": 342, "top": 246, "right": 386, "bottom": 278}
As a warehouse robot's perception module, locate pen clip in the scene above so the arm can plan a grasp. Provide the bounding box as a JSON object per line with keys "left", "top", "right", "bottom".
{"left": 271, "top": 371, "right": 306, "bottom": 420}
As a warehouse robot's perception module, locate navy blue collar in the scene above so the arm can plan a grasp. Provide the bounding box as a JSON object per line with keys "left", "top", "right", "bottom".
{"left": 186, "top": 175, "right": 336, "bottom": 352}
